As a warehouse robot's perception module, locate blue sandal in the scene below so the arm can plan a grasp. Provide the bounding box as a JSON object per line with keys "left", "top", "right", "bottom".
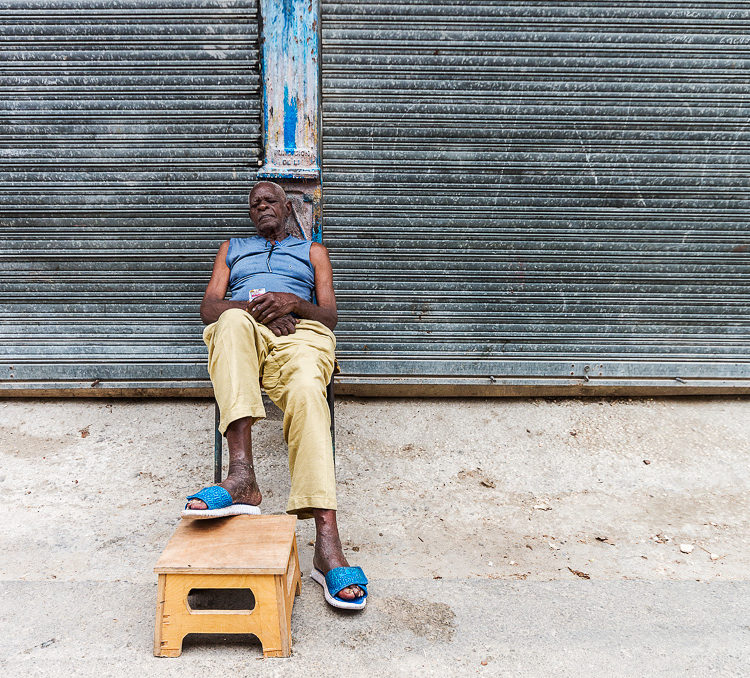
{"left": 181, "top": 485, "right": 261, "bottom": 520}
{"left": 311, "top": 566, "right": 368, "bottom": 610}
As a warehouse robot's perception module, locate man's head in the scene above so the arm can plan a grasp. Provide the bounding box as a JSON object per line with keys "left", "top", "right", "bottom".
{"left": 249, "top": 181, "right": 291, "bottom": 241}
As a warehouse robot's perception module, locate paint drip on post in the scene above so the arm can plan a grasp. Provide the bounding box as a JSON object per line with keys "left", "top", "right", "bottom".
{"left": 283, "top": 85, "right": 297, "bottom": 154}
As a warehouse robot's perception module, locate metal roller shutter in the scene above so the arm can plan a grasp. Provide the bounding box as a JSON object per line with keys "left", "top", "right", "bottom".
{"left": 0, "top": 0, "right": 260, "bottom": 393}
{"left": 321, "top": 1, "right": 750, "bottom": 391}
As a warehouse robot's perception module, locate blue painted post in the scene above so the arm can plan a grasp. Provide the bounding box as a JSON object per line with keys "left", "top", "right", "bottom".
{"left": 258, "top": 0, "right": 322, "bottom": 241}
{"left": 259, "top": 0, "right": 320, "bottom": 179}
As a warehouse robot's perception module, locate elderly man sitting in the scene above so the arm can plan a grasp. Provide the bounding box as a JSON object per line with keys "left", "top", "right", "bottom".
{"left": 182, "top": 181, "right": 367, "bottom": 609}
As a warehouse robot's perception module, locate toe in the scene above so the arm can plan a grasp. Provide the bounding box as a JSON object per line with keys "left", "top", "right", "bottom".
{"left": 187, "top": 499, "right": 207, "bottom": 510}
{"left": 338, "top": 586, "right": 356, "bottom": 600}
{"left": 338, "top": 585, "right": 363, "bottom": 600}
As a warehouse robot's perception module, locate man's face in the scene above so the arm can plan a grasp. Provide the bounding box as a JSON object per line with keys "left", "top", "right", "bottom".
{"left": 249, "top": 183, "right": 290, "bottom": 239}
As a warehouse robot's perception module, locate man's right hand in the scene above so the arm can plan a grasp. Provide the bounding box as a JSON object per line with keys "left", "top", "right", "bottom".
{"left": 262, "top": 312, "right": 300, "bottom": 337}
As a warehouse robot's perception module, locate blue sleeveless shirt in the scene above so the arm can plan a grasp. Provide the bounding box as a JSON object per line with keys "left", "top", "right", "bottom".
{"left": 226, "top": 235, "right": 315, "bottom": 302}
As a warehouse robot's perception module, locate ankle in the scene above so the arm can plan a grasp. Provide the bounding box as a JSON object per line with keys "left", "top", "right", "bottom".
{"left": 313, "top": 508, "right": 338, "bottom": 528}
{"left": 226, "top": 462, "right": 256, "bottom": 480}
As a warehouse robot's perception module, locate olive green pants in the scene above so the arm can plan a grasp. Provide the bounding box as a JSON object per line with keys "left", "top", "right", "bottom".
{"left": 203, "top": 308, "right": 337, "bottom": 518}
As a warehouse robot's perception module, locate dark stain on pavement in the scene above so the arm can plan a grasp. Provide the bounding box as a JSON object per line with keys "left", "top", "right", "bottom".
{"left": 378, "top": 596, "right": 456, "bottom": 642}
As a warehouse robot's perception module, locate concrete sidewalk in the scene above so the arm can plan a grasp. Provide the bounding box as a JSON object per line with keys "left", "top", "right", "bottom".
{"left": 2, "top": 396, "right": 749, "bottom": 676}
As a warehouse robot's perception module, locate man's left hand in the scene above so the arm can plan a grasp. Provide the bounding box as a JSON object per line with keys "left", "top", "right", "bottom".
{"left": 265, "top": 313, "right": 300, "bottom": 336}
{"left": 247, "top": 291, "right": 299, "bottom": 324}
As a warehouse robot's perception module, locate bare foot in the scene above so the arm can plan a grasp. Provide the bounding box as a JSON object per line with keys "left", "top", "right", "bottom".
{"left": 312, "top": 509, "right": 365, "bottom": 601}
{"left": 188, "top": 417, "right": 261, "bottom": 510}
{"left": 186, "top": 464, "right": 262, "bottom": 509}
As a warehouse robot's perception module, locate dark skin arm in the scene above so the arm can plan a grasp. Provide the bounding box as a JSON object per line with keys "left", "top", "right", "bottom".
{"left": 200, "top": 240, "right": 246, "bottom": 323}
{"left": 200, "top": 240, "right": 337, "bottom": 336}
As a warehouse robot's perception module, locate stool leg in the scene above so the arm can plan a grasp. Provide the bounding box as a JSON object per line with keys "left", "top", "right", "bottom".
{"left": 213, "top": 401, "right": 222, "bottom": 484}
{"left": 261, "top": 575, "right": 291, "bottom": 658}
{"left": 153, "top": 574, "right": 168, "bottom": 656}
{"left": 154, "top": 574, "right": 185, "bottom": 657}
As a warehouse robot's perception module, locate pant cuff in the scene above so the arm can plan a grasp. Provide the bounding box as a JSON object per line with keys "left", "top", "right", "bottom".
{"left": 286, "top": 494, "right": 337, "bottom": 520}
{"left": 219, "top": 404, "right": 267, "bottom": 435}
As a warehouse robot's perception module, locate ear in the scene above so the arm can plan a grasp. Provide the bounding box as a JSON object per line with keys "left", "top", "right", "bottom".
{"left": 284, "top": 199, "right": 292, "bottom": 215}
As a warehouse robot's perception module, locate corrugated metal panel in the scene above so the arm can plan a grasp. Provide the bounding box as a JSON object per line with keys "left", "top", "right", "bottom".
{"left": 322, "top": 1, "right": 750, "bottom": 387}
{"left": 0, "top": 0, "right": 260, "bottom": 389}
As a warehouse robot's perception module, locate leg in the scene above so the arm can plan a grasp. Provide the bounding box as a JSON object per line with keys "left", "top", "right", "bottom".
{"left": 153, "top": 574, "right": 168, "bottom": 656}
{"left": 312, "top": 509, "right": 364, "bottom": 601}
{"left": 190, "top": 309, "right": 271, "bottom": 509}
{"left": 265, "top": 321, "right": 362, "bottom": 600}
{"left": 203, "top": 308, "right": 270, "bottom": 434}
{"left": 263, "top": 326, "right": 337, "bottom": 518}
{"left": 154, "top": 574, "right": 189, "bottom": 657}
{"left": 187, "top": 415, "right": 262, "bottom": 509}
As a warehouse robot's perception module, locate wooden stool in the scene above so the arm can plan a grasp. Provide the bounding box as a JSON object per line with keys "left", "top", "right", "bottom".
{"left": 153, "top": 514, "right": 300, "bottom": 658}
